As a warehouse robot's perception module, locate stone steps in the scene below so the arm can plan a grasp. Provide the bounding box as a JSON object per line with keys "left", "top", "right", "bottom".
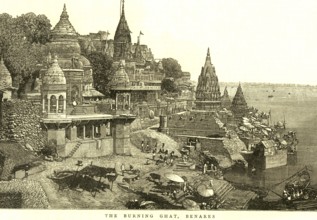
{"left": 65, "top": 142, "right": 82, "bottom": 158}
{"left": 214, "top": 181, "right": 235, "bottom": 204}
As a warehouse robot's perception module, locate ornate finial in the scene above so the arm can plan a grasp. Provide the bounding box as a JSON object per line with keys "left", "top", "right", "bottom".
{"left": 122, "top": 0, "right": 125, "bottom": 16}
{"left": 61, "top": 3, "right": 69, "bottom": 19}
{"left": 53, "top": 55, "right": 58, "bottom": 63}
{"left": 205, "top": 47, "right": 211, "bottom": 63}
{"left": 119, "top": 60, "right": 125, "bottom": 68}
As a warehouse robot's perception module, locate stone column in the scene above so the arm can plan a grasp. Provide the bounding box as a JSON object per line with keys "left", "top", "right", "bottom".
{"left": 56, "top": 98, "right": 59, "bottom": 113}
{"left": 47, "top": 95, "right": 50, "bottom": 113}
{"left": 92, "top": 125, "right": 95, "bottom": 139}
{"left": 42, "top": 97, "right": 45, "bottom": 113}
{"left": 64, "top": 98, "right": 66, "bottom": 113}
{"left": 83, "top": 125, "right": 86, "bottom": 139}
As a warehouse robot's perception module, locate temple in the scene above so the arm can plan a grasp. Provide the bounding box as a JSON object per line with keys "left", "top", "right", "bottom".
{"left": 109, "top": 1, "right": 165, "bottom": 117}
{"left": 195, "top": 48, "right": 221, "bottom": 111}
{"left": 221, "top": 87, "right": 232, "bottom": 110}
{"left": 231, "top": 83, "right": 248, "bottom": 121}
{"left": 39, "top": 4, "right": 136, "bottom": 157}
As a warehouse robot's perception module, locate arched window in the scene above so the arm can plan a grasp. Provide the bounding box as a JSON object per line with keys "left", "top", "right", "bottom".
{"left": 58, "top": 95, "right": 64, "bottom": 113}
{"left": 50, "top": 95, "right": 57, "bottom": 113}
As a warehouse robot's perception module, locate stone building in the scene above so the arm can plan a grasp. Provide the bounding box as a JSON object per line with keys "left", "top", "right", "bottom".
{"left": 109, "top": 1, "right": 164, "bottom": 116}
{"left": 231, "top": 83, "right": 248, "bottom": 121}
{"left": 0, "top": 59, "right": 15, "bottom": 101}
{"left": 40, "top": 5, "right": 136, "bottom": 158}
{"left": 221, "top": 87, "right": 232, "bottom": 110}
{"left": 195, "top": 48, "right": 221, "bottom": 110}
{"left": 0, "top": 58, "right": 16, "bottom": 125}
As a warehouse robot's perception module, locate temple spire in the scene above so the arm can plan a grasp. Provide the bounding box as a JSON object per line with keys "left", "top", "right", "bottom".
{"left": 205, "top": 47, "right": 211, "bottom": 64}
{"left": 120, "top": 0, "right": 125, "bottom": 17}
{"left": 61, "top": 3, "right": 69, "bottom": 19}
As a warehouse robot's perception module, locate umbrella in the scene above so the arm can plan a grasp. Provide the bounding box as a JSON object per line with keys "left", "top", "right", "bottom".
{"left": 239, "top": 126, "right": 249, "bottom": 132}
{"left": 262, "top": 129, "right": 268, "bottom": 136}
{"left": 280, "top": 140, "right": 287, "bottom": 145}
{"left": 265, "top": 127, "right": 272, "bottom": 131}
{"left": 164, "top": 173, "right": 184, "bottom": 183}
{"left": 140, "top": 201, "right": 156, "bottom": 207}
{"left": 182, "top": 199, "right": 200, "bottom": 210}
{"left": 196, "top": 184, "right": 214, "bottom": 197}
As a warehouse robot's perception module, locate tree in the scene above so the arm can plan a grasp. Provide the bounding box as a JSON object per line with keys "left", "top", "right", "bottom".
{"left": 161, "top": 78, "right": 180, "bottom": 93}
{"left": 0, "top": 13, "right": 51, "bottom": 96}
{"left": 85, "top": 51, "right": 114, "bottom": 96}
{"left": 161, "top": 58, "right": 183, "bottom": 79}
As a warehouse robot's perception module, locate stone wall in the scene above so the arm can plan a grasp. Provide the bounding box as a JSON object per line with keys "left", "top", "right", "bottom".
{"left": 0, "top": 100, "right": 47, "bottom": 151}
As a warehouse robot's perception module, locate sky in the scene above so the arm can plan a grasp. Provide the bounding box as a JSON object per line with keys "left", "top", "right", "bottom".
{"left": 1, "top": 0, "right": 317, "bottom": 85}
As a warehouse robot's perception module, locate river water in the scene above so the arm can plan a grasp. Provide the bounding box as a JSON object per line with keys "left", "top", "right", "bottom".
{"left": 224, "top": 93, "right": 317, "bottom": 190}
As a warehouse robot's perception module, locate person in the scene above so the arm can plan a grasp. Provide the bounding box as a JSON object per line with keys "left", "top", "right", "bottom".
{"left": 170, "top": 157, "right": 174, "bottom": 165}
{"left": 161, "top": 143, "right": 165, "bottom": 153}
{"left": 121, "top": 163, "right": 125, "bottom": 176}
{"left": 203, "top": 163, "right": 207, "bottom": 174}
{"left": 183, "top": 181, "right": 187, "bottom": 192}
{"left": 130, "top": 165, "right": 134, "bottom": 170}
{"left": 165, "top": 149, "right": 168, "bottom": 155}
{"left": 251, "top": 166, "right": 256, "bottom": 175}
{"left": 146, "top": 142, "right": 150, "bottom": 152}
{"left": 152, "top": 152, "right": 156, "bottom": 160}
{"left": 173, "top": 190, "right": 177, "bottom": 199}
{"left": 210, "top": 179, "right": 214, "bottom": 188}
{"left": 141, "top": 141, "right": 144, "bottom": 152}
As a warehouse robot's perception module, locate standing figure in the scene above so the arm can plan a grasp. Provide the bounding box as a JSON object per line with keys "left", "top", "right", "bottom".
{"left": 203, "top": 163, "right": 207, "bottom": 174}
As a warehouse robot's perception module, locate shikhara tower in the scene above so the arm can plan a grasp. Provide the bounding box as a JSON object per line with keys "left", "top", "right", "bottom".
{"left": 231, "top": 83, "right": 248, "bottom": 121}
{"left": 113, "top": 0, "right": 132, "bottom": 61}
{"left": 195, "top": 48, "right": 221, "bottom": 110}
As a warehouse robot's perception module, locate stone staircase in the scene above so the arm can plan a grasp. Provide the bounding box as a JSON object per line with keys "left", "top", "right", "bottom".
{"left": 65, "top": 142, "right": 82, "bottom": 158}
{"left": 214, "top": 181, "right": 235, "bottom": 204}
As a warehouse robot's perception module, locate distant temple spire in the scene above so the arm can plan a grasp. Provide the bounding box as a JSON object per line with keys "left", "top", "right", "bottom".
{"left": 231, "top": 83, "right": 248, "bottom": 121}
{"left": 221, "top": 86, "right": 231, "bottom": 109}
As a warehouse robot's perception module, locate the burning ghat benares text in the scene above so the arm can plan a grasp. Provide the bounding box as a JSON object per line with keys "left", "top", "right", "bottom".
{"left": 105, "top": 213, "right": 215, "bottom": 219}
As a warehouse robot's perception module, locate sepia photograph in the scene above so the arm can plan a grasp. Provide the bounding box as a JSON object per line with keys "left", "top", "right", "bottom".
{"left": 0, "top": 0, "right": 317, "bottom": 219}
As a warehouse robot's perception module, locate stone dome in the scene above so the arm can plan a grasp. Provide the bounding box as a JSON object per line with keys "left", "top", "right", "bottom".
{"left": 51, "top": 4, "right": 78, "bottom": 39}
{"left": 43, "top": 57, "right": 66, "bottom": 85}
{"left": 0, "top": 59, "right": 12, "bottom": 88}
{"left": 111, "top": 60, "right": 130, "bottom": 85}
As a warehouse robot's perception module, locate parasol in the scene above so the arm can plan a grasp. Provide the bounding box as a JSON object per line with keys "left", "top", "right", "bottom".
{"left": 164, "top": 173, "right": 184, "bottom": 183}
{"left": 280, "top": 140, "right": 287, "bottom": 145}
{"left": 196, "top": 184, "right": 214, "bottom": 197}
{"left": 239, "top": 126, "right": 249, "bottom": 132}
{"left": 140, "top": 201, "right": 156, "bottom": 207}
{"left": 262, "top": 129, "right": 268, "bottom": 136}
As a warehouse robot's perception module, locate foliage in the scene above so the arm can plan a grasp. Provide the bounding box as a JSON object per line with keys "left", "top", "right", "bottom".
{"left": 0, "top": 13, "right": 51, "bottom": 96}
{"left": 85, "top": 51, "right": 114, "bottom": 96}
{"left": 161, "top": 58, "right": 183, "bottom": 79}
{"left": 161, "top": 78, "right": 180, "bottom": 93}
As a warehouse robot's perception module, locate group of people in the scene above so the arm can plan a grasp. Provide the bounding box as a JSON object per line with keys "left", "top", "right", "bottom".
{"left": 283, "top": 183, "right": 308, "bottom": 201}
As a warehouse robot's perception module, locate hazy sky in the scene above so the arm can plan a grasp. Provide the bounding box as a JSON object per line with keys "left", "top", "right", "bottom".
{"left": 2, "top": 0, "right": 317, "bottom": 85}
